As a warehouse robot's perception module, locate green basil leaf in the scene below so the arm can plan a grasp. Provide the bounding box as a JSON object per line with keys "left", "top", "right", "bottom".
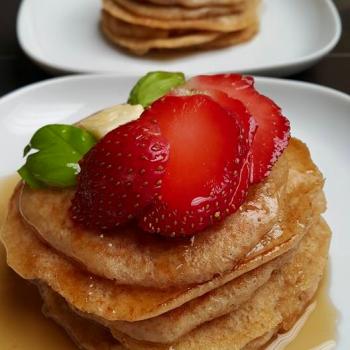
{"left": 25, "top": 147, "right": 81, "bottom": 187}
{"left": 25, "top": 124, "right": 96, "bottom": 155}
{"left": 128, "top": 71, "right": 185, "bottom": 108}
{"left": 18, "top": 124, "right": 96, "bottom": 188}
{"left": 18, "top": 165, "right": 43, "bottom": 189}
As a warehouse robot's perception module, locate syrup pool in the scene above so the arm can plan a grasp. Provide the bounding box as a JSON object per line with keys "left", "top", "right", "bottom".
{"left": 0, "top": 175, "right": 76, "bottom": 350}
{"left": 0, "top": 175, "right": 338, "bottom": 350}
{"left": 267, "top": 266, "right": 338, "bottom": 350}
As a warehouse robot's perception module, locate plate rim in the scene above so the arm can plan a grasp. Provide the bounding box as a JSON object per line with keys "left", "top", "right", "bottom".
{"left": 1, "top": 74, "right": 349, "bottom": 108}
{"left": 16, "top": 0, "right": 342, "bottom": 76}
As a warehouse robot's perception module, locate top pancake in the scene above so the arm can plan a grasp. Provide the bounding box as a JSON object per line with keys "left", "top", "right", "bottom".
{"left": 102, "top": 0, "right": 259, "bottom": 32}
{"left": 19, "top": 145, "right": 288, "bottom": 288}
{"left": 142, "top": 0, "right": 246, "bottom": 9}
{"left": 18, "top": 138, "right": 324, "bottom": 289}
{"left": 112, "top": 0, "right": 246, "bottom": 20}
{"left": 1, "top": 139, "right": 325, "bottom": 322}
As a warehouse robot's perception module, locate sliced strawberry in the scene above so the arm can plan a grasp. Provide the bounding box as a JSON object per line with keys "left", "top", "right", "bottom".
{"left": 185, "top": 74, "right": 290, "bottom": 183}
{"left": 139, "top": 95, "right": 250, "bottom": 236}
{"left": 71, "top": 118, "right": 169, "bottom": 231}
{"left": 171, "top": 88, "right": 257, "bottom": 158}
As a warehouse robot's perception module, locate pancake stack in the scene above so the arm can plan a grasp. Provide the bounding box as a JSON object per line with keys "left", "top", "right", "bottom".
{"left": 101, "top": 0, "right": 260, "bottom": 55}
{"left": 1, "top": 137, "right": 331, "bottom": 350}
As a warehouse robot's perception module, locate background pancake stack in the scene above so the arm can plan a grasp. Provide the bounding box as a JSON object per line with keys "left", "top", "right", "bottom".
{"left": 101, "top": 0, "right": 260, "bottom": 55}
{"left": 1, "top": 138, "right": 331, "bottom": 350}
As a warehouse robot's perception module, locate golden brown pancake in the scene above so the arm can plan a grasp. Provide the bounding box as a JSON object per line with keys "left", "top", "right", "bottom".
{"left": 200, "top": 22, "right": 258, "bottom": 49}
{"left": 102, "top": 0, "right": 259, "bottom": 32}
{"left": 101, "top": 11, "right": 258, "bottom": 55}
{"left": 142, "top": 0, "right": 246, "bottom": 9}
{"left": 99, "top": 0, "right": 259, "bottom": 54}
{"left": 101, "top": 16, "right": 221, "bottom": 55}
{"left": 18, "top": 138, "right": 323, "bottom": 289}
{"left": 111, "top": 0, "right": 245, "bottom": 20}
{"left": 0, "top": 183, "right": 299, "bottom": 323}
{"left": 102, "top": 14, "right": 171, "bottom": 39}
{"left": 110, "top": 218, "right": 332, "bottom": 349}
{"left": 0, "top": 130, "right": 330, "bottom": 350}
{"left": 1, "top": 139, "right": 325, "bottom": 326}
{"left": 71, "top": 249, "right": 293, "bottom": 343}
{"left": 18, "top": 142, "right": 287, "bottom": 289}
{"left": 54, "top": 140, "right": 326, "bottom": 343}
{"left": 39, "top": 285, "right": 125, "bottom": 350}
{"left": 39, "top": 218, "right": 331, "bottom": 350}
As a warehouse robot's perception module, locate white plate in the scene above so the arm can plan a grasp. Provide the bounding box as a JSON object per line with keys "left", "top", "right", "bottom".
{"left": 17, "top": 0, "right": 341, "bottom": 76}
{"left": 0, "top": 75, "right": 349, "bottom": 348}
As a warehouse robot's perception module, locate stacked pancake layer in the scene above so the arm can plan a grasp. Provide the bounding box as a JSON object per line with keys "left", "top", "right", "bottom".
{"left": 1, "top": 138, "right": 331, "bottom": 350}
{"left": 100, "top": 0, "right": 260, "bottom": 54}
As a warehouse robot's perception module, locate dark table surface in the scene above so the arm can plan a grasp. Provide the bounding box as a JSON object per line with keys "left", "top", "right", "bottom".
{"left": 0, "top": 0, "right": 349, "bottom": 97}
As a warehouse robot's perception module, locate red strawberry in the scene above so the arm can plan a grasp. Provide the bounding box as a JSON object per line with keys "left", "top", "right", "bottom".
{"left": 171, "top": 88, "right": 257, "bottom": 158}
{"left": 139, "top": 94, "right": 250, "bottom": 236}
{"left": 185, "top": 74, "right": 290, "bottom": 183}
{"left": 71, "top": 118, "right": 169, "bottom": 231}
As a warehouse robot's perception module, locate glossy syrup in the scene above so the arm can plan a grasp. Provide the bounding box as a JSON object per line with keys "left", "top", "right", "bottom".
{"left": 0, "top": 175, "right": 338, "bottom": 350}
{"left": 0, "top": 175, "right": 77, "bottom": 350}
{"left": 267, "top": 266, "right": 338, "bottom": 350}
{"left": 283, "top": 268, "right": 338, "bottom": 350}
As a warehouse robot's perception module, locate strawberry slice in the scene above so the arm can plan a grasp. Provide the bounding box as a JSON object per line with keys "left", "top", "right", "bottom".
{"left": 71, "top": 118, "right": 169, "bottom": 231}
{"left": 171, "top": 88, "right": 257, "bottom": 159}
{"left": 139, "top": 95, "right": 250, "bottom": 236}
{"left": 185, "top": 74, "right": 290, "bottom": 183}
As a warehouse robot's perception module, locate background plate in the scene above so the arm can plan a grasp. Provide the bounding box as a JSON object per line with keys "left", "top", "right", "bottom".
{"left": 17, "top": 0, "right": 341, "bottom": 76}
{"left": 0, "top": 75, "right": 349, "bottom": 348}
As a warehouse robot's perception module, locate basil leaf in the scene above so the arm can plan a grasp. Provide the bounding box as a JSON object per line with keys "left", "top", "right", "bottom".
{"left": 18, "top": 165, "right": 43, "bottom": 189}
{"left": 128, "top": 71, "right": 185, "bottom": 108}
{"left": 25, "top": 147, "right": 81, "bottom": 187}
{"left": 25, "top": 124, "right": 96, "bottom": 156}
{"left": 18, "top": 124, "right": 96, "bottom": 188}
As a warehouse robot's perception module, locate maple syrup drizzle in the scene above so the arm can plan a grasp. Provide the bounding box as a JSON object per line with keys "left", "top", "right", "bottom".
{"left": 0, "top": 175, "right": 76, "bottom": 350}
{"left": 267, "top": 265, "right": 338, "bottom": 350}
{"left": 283, "top": 266, "right": 338, "bottom": 350}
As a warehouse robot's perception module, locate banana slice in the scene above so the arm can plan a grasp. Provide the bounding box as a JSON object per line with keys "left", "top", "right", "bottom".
{"left": 78, "top": 104, "right": 144, "bottom": 139}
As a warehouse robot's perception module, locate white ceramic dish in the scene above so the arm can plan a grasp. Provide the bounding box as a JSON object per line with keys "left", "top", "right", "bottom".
{"left": 17, "top": 0, "right": 341, "bottom": 76}
{"left": 0, "top": 75, "right": 349, "bottom": 349}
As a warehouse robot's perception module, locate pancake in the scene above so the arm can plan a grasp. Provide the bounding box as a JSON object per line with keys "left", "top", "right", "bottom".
{"left": 101, "top": 11, "right": 258, "bottom": 55}
{"left": 1, "top": 139, "right": 325, "bottom": 325}
{"left": 101, "top": 17, "right": 221, "bottom": 55}
{"left": 0, "top": 184, "right": 299, "bottom": 323}
{"left": 102, "top": 14, "right": 171, "bottom": 40}
{"left": 20, "top": 146, "right": 288, "bottom": 288}
{"left": 18, "top": 146, "right": 288, "bottom": 289}
{"left": 201, "top": 21, "right": 258, "bottom": 49}
{"left": 39, "top": 217, "right": 331, "bottom": 350}
{"left": 39, "top": 285, "right": 125, "bottom": 350}
{"left": 17, "top": 138, "right": 323, "bottom": 289}
{"left": 63, "top": 166, "right": 324, "bottom": 344}
{"left": 102, "top": 0, "right": 259, "bottom": 32}
{"left": 111, "top": 0, "right": 245, "bottom": 20}
{"left": 110, "top": 218, "right": 332, "bottom": 349}
{"left": 143, "top": 0, "right": 245, "bottom": 9}
{"left": 100, "top": 0, "right": 259, "bottom": 54}
{"left": 71, "top": 249, "right": 293, "bottom": 343}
